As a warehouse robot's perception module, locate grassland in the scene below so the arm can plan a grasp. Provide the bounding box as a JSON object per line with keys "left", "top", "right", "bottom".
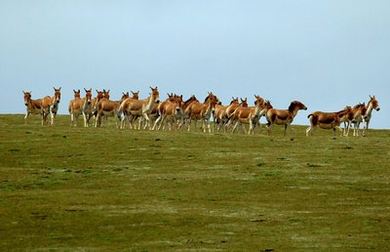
{"left": 0, "top": 114, "right": 389, "bottom": 251}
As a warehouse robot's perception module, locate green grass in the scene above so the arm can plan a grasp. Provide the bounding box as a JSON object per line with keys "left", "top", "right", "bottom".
{"left": 1, "top": 114, "right": 389, "bottom": 251}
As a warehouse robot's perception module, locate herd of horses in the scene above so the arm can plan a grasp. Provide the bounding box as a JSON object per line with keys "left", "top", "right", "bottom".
{"left": 23, "top": 86, "right": 380, "bottom": 136}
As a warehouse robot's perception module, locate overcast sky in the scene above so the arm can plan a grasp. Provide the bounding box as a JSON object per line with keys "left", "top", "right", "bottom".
{"left": 1, "top": 0, "right": 389, "bottom": 128}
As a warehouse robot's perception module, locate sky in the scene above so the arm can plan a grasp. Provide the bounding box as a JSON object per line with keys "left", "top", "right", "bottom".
{"left": 0, "top": 0, "right": 389, "bottom": 128}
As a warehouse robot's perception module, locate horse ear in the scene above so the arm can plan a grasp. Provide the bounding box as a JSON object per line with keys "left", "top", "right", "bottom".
{"left": 78, "top": 89, "right": 80, "bottom": 93}
{"left": 96, "top": 89, "right": 99, "bottom": 93}
{"left": 58, "top": 87, "right": 61, "bottom": 91}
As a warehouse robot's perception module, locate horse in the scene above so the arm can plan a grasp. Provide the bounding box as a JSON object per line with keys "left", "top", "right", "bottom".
{"left": 225, "top": 98, "right": 248, "bottom": 129}
{"left": 23, "top": 91, "right": 45, "bottom": 125}
{"left": 213, "top": 97, "right": 239, "bottom": 132}
{"left": 82, "top": 89, "right": 103, "bottom": 127}
{"left": 118, "top": 91, "right": 140, "bottom": 129}
{"left": 231, "top": 96, "right": 267, "bottom": 134}
{"left": 68, "top": 89, "right": 83, "bottom": 126}
{"left": 184, "top": 92, "right": 219, "bottom": 132}
{"left": 153, "top": 93, "right": 184, "bottom": 130}
{"left": 177, "top": 95, "right": 199, "bottom": 129}
{"left": 265, "top": 100, "right": 307, "bottom": 135}
{"left": 23, "top": 87, "right": 61, "bottom": 125}
{"left": 95, "top": 91, "right": 129, "bottom": 127}
{"left": 48, "top": 87, "right": 62, "bottom": 125}
{"left": 306, "top": 106, "right": 353, "bottom": 136}
{"left": 118, "top": 86, "right": 160, "bottom": 130}
{"left": 348, "top": 103, "right": 368, "bottom": 136}
{"left": 352, "top": 95, "right": 380, "bottom": 136}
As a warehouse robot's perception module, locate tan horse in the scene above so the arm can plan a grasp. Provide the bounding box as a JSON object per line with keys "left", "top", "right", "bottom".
{"left": 153, "top": 94, "right": 184, "bottom": 130}
{"left": 118, "top": 91, "right": 140, "bottom": 129}
{"left": 95, "top": 91, "right": 129, "bottom": 127}
{"left": 23, "top": 91, "right": 46, "bottom": 125}
{"left": 231, "top": 96, "right": 267, "bottom": 134}
{"left": 350, "top": 95, "right": 380, "bottom": 136}
{"left": 185, "top": 92, "right": 219, "bottom": 132}
{"left": 348, "top": 103, "right": 367, "bottom": 136}
{"left": 177, "top": 95, "right": 199, "bottom": 129}
{"left": 23, "top": 87, "right": 61, "bottom": 125}
{"left": 118, "top": 86, "right": 160, "bottom": 130}
{"left": 47, "top": 87, "right": 62, "bottom": 125}
{"left": 82, "top": 89, "right": 103, "bottom": 127}
{"left": 306, "top": 106, "right": 353, "bottom": 136}
{"left": 225, "top": 98, "right": 248, "bottom": 129}
{"left": 214, "top": 97, "right": 239, "bottom": 132}
{"left": 265, "top": 100, "right": 307, "bottom": 135}
{"left": 363, "top": 95, "right": 380, "bottom": 135}
{"left": 68, "top": 89, "right": 83, "bottom": 126}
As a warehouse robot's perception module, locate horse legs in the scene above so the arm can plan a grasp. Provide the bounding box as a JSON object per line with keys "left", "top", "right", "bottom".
{"left": 343, "top": 121, "right": 350, "bottom": 136}
{"left": 24, "top": 111, "right": 30, "bottom": 124}
{"left": 266, "top": 123, "right": 272, "bottom": 135}
{"left": 42, "top": 109, "right": 49, "bottom": 126}
{"left": 305, "top": 126, "right": 313, "bottom": 136}
{"left": 353, "top": 122, "right": 360, "bottom": 136}
{"left": 70, "top": 113, "right": 74, "bottom": 126}
{"left": 50, "top": 111, "right": 55, "bottom": 126}
{"left": 158, "top": 116, "right": 167, "bottom": 131}
{"left": 283, "top": 124, "right": 288, "bottom": 136}
{"left": 249, "top": 119, "right": 255, "bottom": 135}
{"left": 153, "top": 115, "right": 163, "bottom": 130}
{"left": 363, "top": 119, "right": 369, "bottom": 136}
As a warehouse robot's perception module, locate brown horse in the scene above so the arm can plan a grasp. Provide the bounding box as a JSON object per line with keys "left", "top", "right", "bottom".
{"left": 95, "top": 91, "right": 129, "bottom": 127}
{"left": 185, "top": 92, "right": 219, "bottom": 132}
{"left": 265, "top": 100, "right": 307, "bottom": 135}
{"left": 214, "top": 97, "right": 239, "bottom": 132}
{"left": 153, "top": 93, "right": 184, "bottom": 130}
{"left": 23, "top": 91, "right": 45, "bottom": 125}
{"left": 118, "top": 91, "right": 140, "bottom": 129}
{"left": 118, "top": 86, "right": 160, "bottom": 130}
{"left": 306, "top": 106, "right": 353, "bottom": 136}
{"left": 350, "top": 95, "right": 380, "bottom": 136}
{"left": 225, "top": 98, "right": 248, "bottom": 129}
{"left": 42, "top": 87, "right": 61, "bottom": 125}
{"left": 177, "top": 95, "right": 199, "bottom": 129}
{"left": 231, "top": 96, "right": 267, "bottom": 134}
{"left": 23, "top": 87, "right": 61, "bottom": 125}
{"left": 82, "top": 89, "right": 103, "bottom": 127}
{"left": 349, "top": 103, "right": 367, "bottom": 136}
{"left": 68, "top": 89, "right": 83, "bottom": 126}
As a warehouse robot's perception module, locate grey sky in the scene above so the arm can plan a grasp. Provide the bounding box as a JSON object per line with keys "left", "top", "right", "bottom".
{"left": 1, "top": 0, "right": 389, "bottom": 128}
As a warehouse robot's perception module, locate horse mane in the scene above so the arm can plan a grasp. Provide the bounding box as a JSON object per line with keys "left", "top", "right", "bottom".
{"left": 353, "top": 103, "right": 365, "bottom": 109}
{"left": 184, "top": 96, "right": 198, "bottom": 105}
{"left": 229, "top": 99, "right": 238, "bottom": 105}
{"left": 288, "top": 101, "right": 297, "bottom": 112}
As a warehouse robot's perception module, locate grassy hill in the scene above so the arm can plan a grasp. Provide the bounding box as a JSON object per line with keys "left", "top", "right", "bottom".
{"left": 1, "top": 114, "right": 389, "bottom": 250}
